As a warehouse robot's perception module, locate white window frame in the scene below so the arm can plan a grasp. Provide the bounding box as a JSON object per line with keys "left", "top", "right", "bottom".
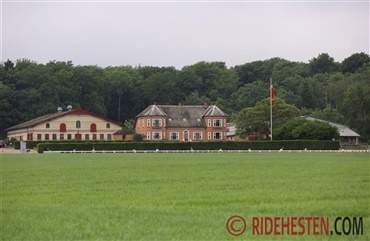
{"left": 208, "top": 119, "right": 211, "bottom": 127}
{"left": 170, "top": 132, "right": 179, "bottom": 140}
{"left": 152, "top": 119, "right": 162, "bottom": 128}
{"left": 213, "top": 132, "right": 222, "bottom": 140}
{"left": 213, "top": 119, "right": 222, "bottom": 127}
{"left": 207, "top": 132, "right": 211, "bottom": 140}
{"left": 147, "top": 132, "right": 150, "bottom": 140}
{"left": 193, "top": 132, "right": 202, "bottom": 140}
{"left": 152, "top": 132, "right": 162, "bottom": 140}
{"left": 147, "top": 119, "right": 150, "bottom": 127}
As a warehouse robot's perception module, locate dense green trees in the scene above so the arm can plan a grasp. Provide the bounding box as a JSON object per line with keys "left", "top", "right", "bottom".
{"left": 275, "top": 118, "right": 339, "bottom": 140}
{"left": 1, "top": 52, "right": 369, "bottom": 141}
{"left": 236, "top": 98, "right": 300, "bottom": 139}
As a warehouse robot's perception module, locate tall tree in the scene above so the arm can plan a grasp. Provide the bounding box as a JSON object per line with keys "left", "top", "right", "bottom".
{"left": 343, "top": 81, "right": 370, "bottom": 138}
{"left": 231, "top": 80, "right": 268, "bottom": 111}
{"left": 105, "top": 66, "right": 136, "bottom": 122}
{"left": 342, "top": 52, "right": 370, "bottom": 73}
{"left": 236, "top": 97, "right": 300, "bottom": 139}
{"left": 275, "top": 118, "right": 339, "bottom": 140}
{"left": 309, "top": 53, "right": 340, "bottom": 75}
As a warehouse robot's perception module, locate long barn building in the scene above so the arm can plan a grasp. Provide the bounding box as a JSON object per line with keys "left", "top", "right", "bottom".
{"left": 5, "top": 106, "right": 122, "bottom": 141}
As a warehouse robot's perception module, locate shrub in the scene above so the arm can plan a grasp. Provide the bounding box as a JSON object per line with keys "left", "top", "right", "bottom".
{"left": 133, "top": 133, "right": 144, "bottom": 142}
{"left": 37, "top": 140, "right": 340, "bottom": 153}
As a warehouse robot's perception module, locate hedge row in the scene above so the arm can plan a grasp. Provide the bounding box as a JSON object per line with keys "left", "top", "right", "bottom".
{"left": 14, "top": 140, "right": 47, "bottom": 149}
{"left": 37, "top": 140, "right": 340, "bottom": 153}
{"left": 14, "top": 140, "right": 128, "bottom": 150}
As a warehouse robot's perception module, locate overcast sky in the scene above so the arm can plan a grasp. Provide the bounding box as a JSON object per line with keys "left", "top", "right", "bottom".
{"left": 1, "top": 0, "right": 369, "bottom": 69}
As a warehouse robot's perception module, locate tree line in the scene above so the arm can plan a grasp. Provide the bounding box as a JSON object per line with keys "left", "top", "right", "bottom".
{"left": 0, "top": 52, "right": 369, "bottom": 140}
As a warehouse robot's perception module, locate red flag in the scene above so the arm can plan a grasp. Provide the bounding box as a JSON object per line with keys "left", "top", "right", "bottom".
{"left": 270, "top": 85, "right": 275, "bottom": 105}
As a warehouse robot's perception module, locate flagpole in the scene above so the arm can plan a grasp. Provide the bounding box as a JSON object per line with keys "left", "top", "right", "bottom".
{"left": 270, "top": 78, "right": 273, "bottom": 141}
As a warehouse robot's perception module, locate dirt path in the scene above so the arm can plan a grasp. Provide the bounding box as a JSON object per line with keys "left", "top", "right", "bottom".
{"left": 1, "top": 148, "right": 38, "bottom": 154}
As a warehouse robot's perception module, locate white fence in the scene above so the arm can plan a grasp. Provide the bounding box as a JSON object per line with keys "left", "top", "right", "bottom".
{"left": 42, "top": 149, "right": 369, "bottom": 154}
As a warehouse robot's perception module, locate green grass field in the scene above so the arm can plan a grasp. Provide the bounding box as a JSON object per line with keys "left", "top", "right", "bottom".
{"left": 1, "top": 153, "right": 369, "bottom": 240}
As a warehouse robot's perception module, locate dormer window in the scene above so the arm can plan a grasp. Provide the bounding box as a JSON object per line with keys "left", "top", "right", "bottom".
{"left": 183, "top": 118, "right": 186, "bottom": 121}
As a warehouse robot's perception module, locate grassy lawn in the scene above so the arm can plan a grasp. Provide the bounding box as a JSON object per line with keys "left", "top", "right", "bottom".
{"left": 1, "top": 153, "right": 369, "bottom": 240}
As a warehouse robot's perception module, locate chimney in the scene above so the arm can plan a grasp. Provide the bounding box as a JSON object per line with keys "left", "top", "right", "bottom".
{"left": 204, "top": 102, "right": 208, "bottom": 108}
{"left": 57, "top": 107, "right": 63, "bottom": 113}
{"left": 67, "top": 105, "right": 73, "bottom": 111}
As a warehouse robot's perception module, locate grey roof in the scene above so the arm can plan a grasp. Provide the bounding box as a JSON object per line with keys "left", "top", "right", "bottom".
{"left": 226, "top": 123, "right": 237, "bottom": 136}
{"left": 5, "top": 109, "right": 122, "bottom": 132}
{"left": 5, "top": 110, "right": 73, "bottom": 131}
{"left": 161, "top": 105, "right": 207, "bottom": 128}
{"left": 113, "top": 130, "right": 135, "bottom": 135}
{"left": 303, "top": 117, "right": 360, "bottom": 137}
{"left": 203, "top": 105, "right": 228, "bottom": 117}
{"left": 136, "top": 104, "right": 227, "bottom": 128}
{"left": 137, "top": 105, "right": 167, "bottom": 117}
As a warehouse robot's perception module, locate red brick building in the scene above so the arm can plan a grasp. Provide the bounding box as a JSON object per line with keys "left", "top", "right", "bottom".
{"left": 135, "top": 103, "right": 227, "bottom": 141}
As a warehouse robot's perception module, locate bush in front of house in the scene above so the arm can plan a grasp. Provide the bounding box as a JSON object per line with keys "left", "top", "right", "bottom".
{"left": 37, "top": 140, "right": 340, "bottom": 153}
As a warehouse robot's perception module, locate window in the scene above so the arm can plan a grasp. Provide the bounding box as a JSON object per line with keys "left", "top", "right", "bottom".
{"left": 60, "top": 123, "right": 66, "bottom": 132}
{"left": 90, "top": 123, "right": 97, "bottom": 132}
{"left": 37, "top": 134, "right": 42, "bottom": 140}
{"left": 147, "top": 119, "right": 150, "bottom": 127}
{"left": 213, "top": 119, "right": 222, "bottom": 127}
{"left": 85, "top": 134, "right": 89, "bottom": 140}
{"left": 93, "top": 134, "right": 97, "bottom": 140}
{"left": 183, "top": 131, "right": 189, "bottom": 140}
{"left": 147, "top": 132, "right": 150, "bottom": 140}
{"left": 208, "top": 132, "right": 211, "bottom": 140}
{"left": 170, "top": 132, "right": 179, "bottom": 140}
{"left": 152, "top": 119, "right": 162, "bottom": 128}
{"left": 213, "top": 132, "right": 222, "bottom": 140}
{"left": 60, "top": 134, "right": 64, "bottom": 140}
{"left": 100, "top": 134, "right": 104, "bottom": 140}
{"left": 52, "top": 134, "right": 57, "bottom": 140}
{"left": 106, "top": 123, "right": 110, "bottom": 129}
{"left": 67, "top": 134, "right": 72, "bottom": 140}
{"left": 152, "top": 132, "right": 162, "bottom": 140}
{"left": 193, "top": 132, "right": 202, "bottom": 140}
{"left": 208, "top": 119, "right": 211, "bottom": 127}
{"left": 46, "top": 123, "right": 50, "bottom": 128}
{"left": 107, "top": 134, "right": 112, "bottom": 140}
{"left": 45, "top": 134, "right": 49, "bottom": 140}
{"left": 76, "top": 121, "right": 81, "bottom": 129}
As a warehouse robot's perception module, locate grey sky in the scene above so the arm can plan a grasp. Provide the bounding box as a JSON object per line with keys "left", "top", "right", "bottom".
{"left": 1, "top": 1, "right": 369, "bottom": 69}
